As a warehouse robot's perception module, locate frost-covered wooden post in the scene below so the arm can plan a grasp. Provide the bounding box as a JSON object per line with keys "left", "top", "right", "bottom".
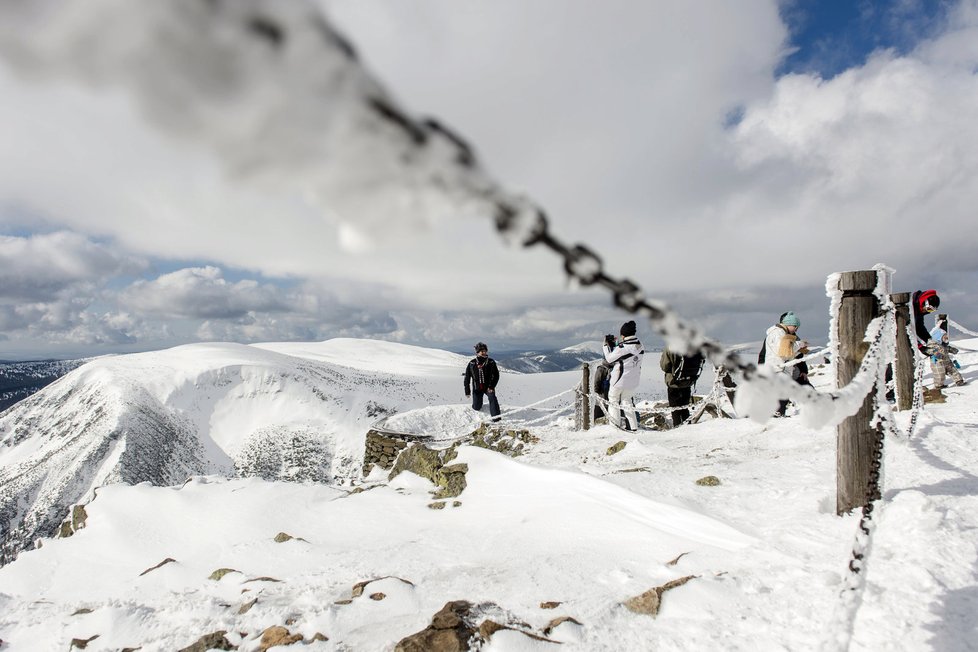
{"left": 836, "top": 270, "right": 883, "bottom": 515}
{"left": 890, "top": 292, "right": 914, "bottom": 411}
{"left": 578, "top": 363, "right": 591, "bottom": 431}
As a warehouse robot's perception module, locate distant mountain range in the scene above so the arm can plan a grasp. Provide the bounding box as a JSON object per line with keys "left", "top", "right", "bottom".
{"left": 494, "top": 342, "right": 663, "bottom": 373}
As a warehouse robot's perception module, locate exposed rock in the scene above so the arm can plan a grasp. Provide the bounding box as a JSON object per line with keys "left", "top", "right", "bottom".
{"left": 539, "top": 601, "right": 561, "bottom": 609}
{"left": 666, "top": 552, "right": 690, "bottom": 566}
{"left": 238, "top": 598, "right": 258, "bottom": 614}
{"left": 58, "top": 505, "right": 90, "bottom": 539}
{"left": 177, "top": 631, "right": 236, "bottom": 652}
{"left": 469, "top": 424, "right": 538, "bottom": 457}
{"left": 606, "top": 441, "right": 627, "bottom": 455}
{"left": 428, "top": 501, "right": 446, "bottom": 510}
{"left": 695, "top": 476, "right": 721, "bottom": 486}
{"left": 351, "top": 576, "right": 414, "bottom": 598}
{"left": 209, "top": 568, "right": 240, "bottom": 581}
{"left": 311, "top": 633, "right": 328, "bottom": 642}
{"left": 70, "top": 635, "right": 99, "bottom": 649}
{"left": 394, "top": 600, "right": 476, "bottom": 652}
{"left": 140, "top": 558, "right": 177, "bottom": 576}
{"left": 259, "top": 626, "right": 302, "bottom": 650}
{"left": 245, "top": 576, "right": 283, "bottom": 584}
{"left": 923, "top": 387, "right": 946, "bottom": 403}
{"left": 370, "top": 592, "right": 386, "bottom": 600}
{"left": 433, "top": 463, "right": 468, "bottom": 499}
{"left": 452, "top": 501, "right": 462, "bottom": 507}
{"left": 389, "top": 442, "right": 469, "bottom": 499}
{"left": 543, "top": 616, "right": 583, "bottom": 636}
{"left": 272, "top": 532, "right": 307, "bottom": 543}
{"left": 394, "top": 600, "right": 555, "bottom": 651}
{"left": 623, "top": 575, "right": 697, "bottom": 617}
{"left": 71, "top": 607, "right": 94, "bottom": 615}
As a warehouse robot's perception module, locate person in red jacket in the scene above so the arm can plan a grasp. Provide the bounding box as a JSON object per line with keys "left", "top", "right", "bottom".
{"left": 911, "top": 289, "right": 940, "bottom": 353}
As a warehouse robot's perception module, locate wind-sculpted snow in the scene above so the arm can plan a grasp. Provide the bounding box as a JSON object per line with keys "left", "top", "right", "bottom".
{"left": 0, "top": 339, "right": 469, "bottom": 564}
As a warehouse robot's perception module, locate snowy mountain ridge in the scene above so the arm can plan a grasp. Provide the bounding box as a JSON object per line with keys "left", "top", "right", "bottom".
{"left": 0, "top": 339, "right": 482, "bottom": 564}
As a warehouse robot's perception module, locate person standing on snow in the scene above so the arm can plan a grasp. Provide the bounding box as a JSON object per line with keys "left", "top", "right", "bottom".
{"left": 911, "top": 289, "right": 941, "bottom": 353}
{"left": 464, "top": 342, "right": 501, "bottom": 421}
{"left": 602, "top": 321, "right": 644, "bottom": 430}
{"left": 659, "top": 348, "right": 705, "bottom": 427}
{"left": 760, "top": 311, "right": 811, "bottom": 417}
{"left": 928, "top": 316, "right": 966, "bottom": 388}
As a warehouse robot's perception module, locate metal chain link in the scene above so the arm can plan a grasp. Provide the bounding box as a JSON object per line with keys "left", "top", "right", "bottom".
{"left": 492, "top": 201, "right": 733, "bottom": 368}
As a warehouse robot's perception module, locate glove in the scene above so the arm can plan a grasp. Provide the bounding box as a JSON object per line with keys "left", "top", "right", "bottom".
{"left": 948, "top": 346, "right": 960, "bottom": 354}
{"left": 604, "top": 334, "right": 616, "bottom": 349}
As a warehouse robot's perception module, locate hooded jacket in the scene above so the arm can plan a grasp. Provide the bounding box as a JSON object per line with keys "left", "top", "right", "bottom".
{"left": 603, "top": 336, "right": 644, "bottom": 391}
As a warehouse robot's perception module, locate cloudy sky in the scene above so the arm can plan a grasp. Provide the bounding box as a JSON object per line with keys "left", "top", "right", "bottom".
{"left": 2, "top": 0, "right": 977, "bottom": 360}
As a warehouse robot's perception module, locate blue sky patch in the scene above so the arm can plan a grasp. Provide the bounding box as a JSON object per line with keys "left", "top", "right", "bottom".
{"left": 778, "top": 0, "right": 952, "bottom": 78}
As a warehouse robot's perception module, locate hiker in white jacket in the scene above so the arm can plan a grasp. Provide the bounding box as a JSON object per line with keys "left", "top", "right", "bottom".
{"left": 761, "top": 311, "right": 810, "bottom": 417}
{"left": 602, "top": 320, "right": 644, "bottom": 430}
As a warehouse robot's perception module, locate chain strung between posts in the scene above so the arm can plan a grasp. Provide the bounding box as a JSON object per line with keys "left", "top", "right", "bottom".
{"left": 492, "top": 202, "right": 742, "bottom": 372}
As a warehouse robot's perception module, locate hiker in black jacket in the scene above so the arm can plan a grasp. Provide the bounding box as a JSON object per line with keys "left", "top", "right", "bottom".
{"left": 464, "top": 342, "right": 501, "bottom": 420}
{"left": 660, "top": 349, "right": 704, "bottom": 427}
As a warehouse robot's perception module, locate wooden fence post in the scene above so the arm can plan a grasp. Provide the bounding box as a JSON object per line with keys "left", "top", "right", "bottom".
{"left": 581, "top": 363, "right": 590, "bottom": 431}
{"left": 890, "top": 292, "right": 914, "bottom": 411}
{"left": 836, "top": 270, "right": 883, "bottom": 515}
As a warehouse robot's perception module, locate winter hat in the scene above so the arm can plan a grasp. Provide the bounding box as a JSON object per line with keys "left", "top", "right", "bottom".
{"left": 919, "top": 289, "right": 940, "bottom": 312}
{"left": 474, "top": 342, "right": 488, "bottom": 353}
{"left": 780, "top": 311, "right": 801, "bottom": 327}
{"left": 620, "top": 320, "right": 637, "bottom": 337}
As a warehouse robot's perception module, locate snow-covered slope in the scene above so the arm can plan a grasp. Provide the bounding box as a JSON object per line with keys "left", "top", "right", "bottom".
{"left": 0, "top": 339, "right": 517, "bottom": 564}
{"left": 0, "top": 340, "right": 976, "bottom": 649}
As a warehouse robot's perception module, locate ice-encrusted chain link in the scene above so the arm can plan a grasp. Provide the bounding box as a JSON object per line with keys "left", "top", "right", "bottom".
{"left": 491, "top": 200, "right": 743, "bottom": 372}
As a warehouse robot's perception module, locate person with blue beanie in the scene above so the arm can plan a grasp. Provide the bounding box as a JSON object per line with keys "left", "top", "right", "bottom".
{"left": 759, "top": 311, "right": 811, "bottom": 417}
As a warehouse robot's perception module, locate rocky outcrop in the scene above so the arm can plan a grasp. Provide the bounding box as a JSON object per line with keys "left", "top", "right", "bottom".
{"left": 469, "top": 424, "right": 537, "bottom": 457}
{"left": 394, "top": 600, "right": 556, "bottom": 651}
{"left": 258, "top": 626, "right": 302, "bottom": 650}
{"left": 623, "top": 575, "right": 697, "bottom": 617}
{"left": 606, "top": 441, "right": 627, "bottom": 455}
{"left": 177, "top": 631, "right": 236, "bottom": 651}
{"left": 388, "top": 443, "right": 468, "bottom": 499}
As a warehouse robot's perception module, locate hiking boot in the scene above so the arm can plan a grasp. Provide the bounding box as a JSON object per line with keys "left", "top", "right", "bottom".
{"left": 955, "top": 379, "right": 967, "bottom": 386}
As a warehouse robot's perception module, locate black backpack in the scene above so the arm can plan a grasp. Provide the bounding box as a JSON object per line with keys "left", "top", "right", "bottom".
{"left": 672, "top": 353, "right": 704, "bottom": 388}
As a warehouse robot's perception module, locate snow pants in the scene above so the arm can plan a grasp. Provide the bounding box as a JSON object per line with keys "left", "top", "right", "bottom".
{"left": 608, "top": 386, "right": 638, "bottom": 431}
{"left": 931, "top": 351, "right": 963, "bottom": 388}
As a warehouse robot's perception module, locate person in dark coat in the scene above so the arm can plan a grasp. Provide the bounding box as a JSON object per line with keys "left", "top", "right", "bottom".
{"left": 911, "top": 289, "right": 940, "bottom": 353}
{"left": 464, "top": 342, "right": 501, "bottom": 420}
{"left": 659, "top": 349, "right": 704, "bottom": 427}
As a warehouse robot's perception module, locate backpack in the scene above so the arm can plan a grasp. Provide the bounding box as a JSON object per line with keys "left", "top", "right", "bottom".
{"left": 672, "top": 353, "right": 704, "bottom": 388}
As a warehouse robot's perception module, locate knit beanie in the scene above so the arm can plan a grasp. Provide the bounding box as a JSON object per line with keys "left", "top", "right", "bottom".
{"left": 620, "top": 320, "right": 637, "bottom": 337}
{"left": 780, "top": 312, "right": 800, "bottom": 327}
